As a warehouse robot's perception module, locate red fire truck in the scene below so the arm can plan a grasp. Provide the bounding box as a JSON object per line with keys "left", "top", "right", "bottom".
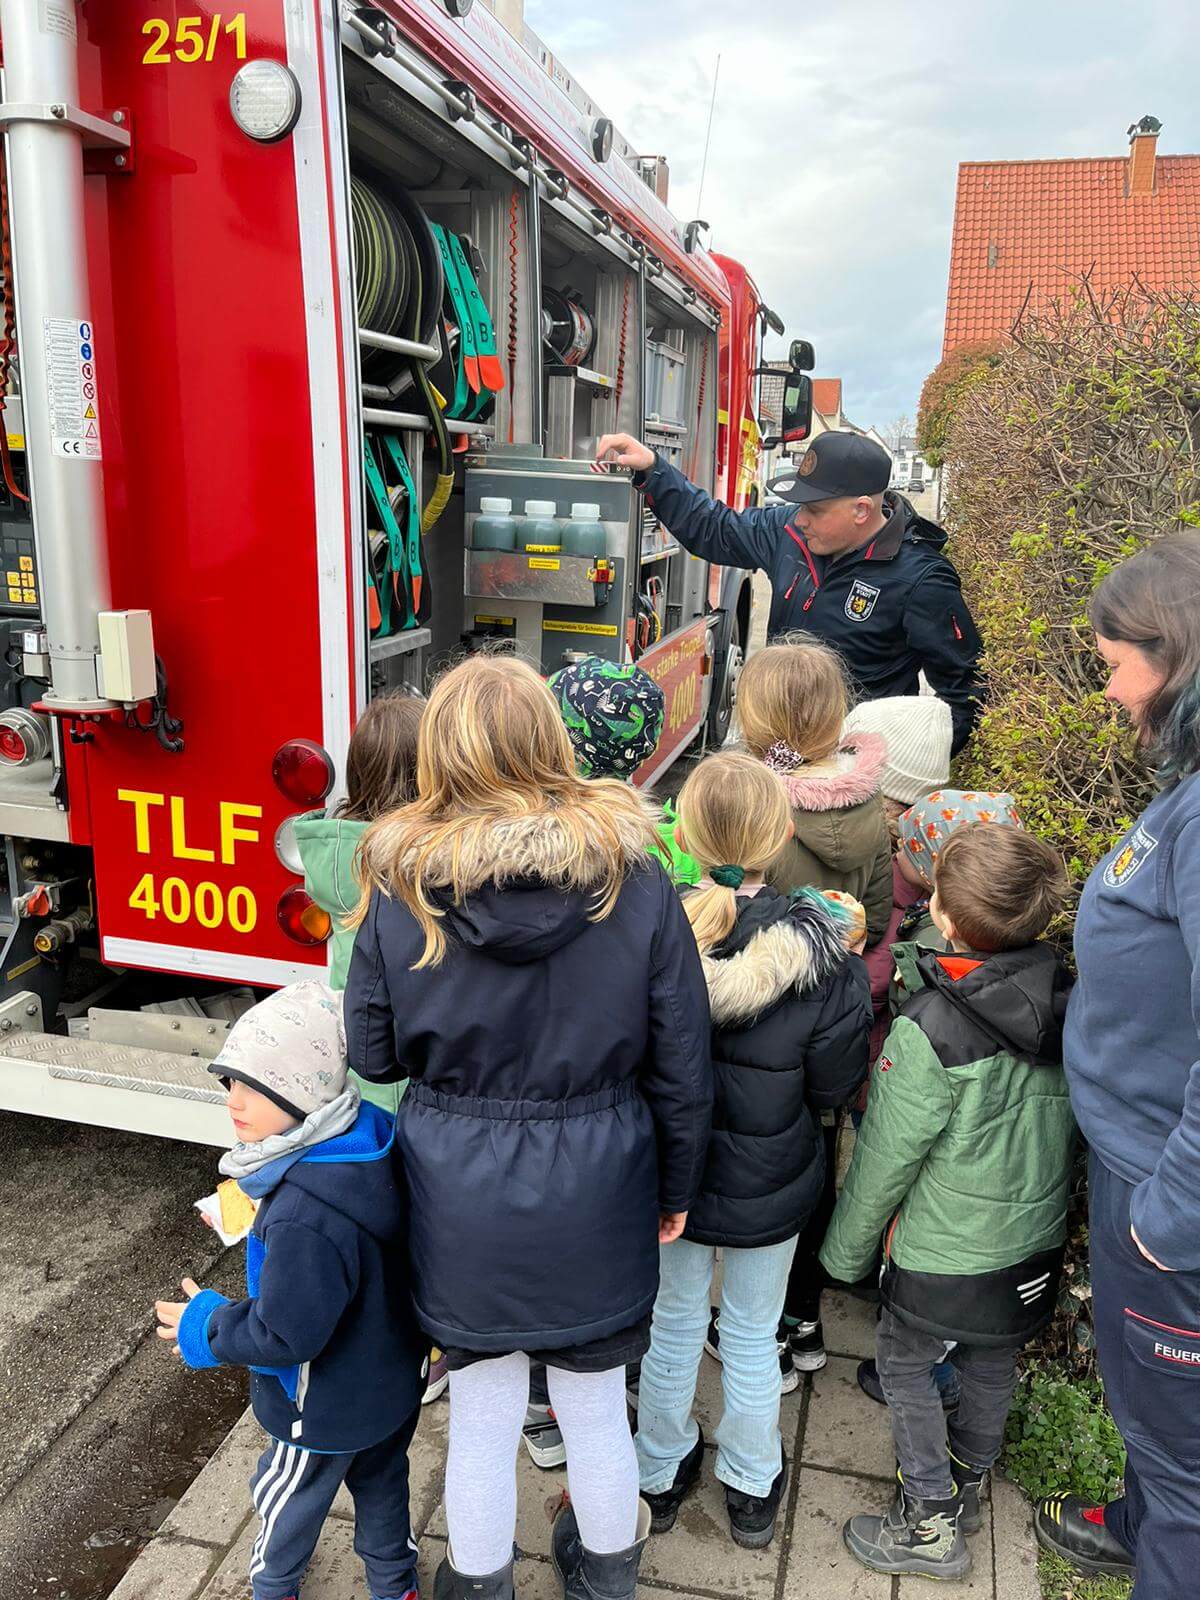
{"left": 0, "top": 0, "right": 811, "bottom": 1143}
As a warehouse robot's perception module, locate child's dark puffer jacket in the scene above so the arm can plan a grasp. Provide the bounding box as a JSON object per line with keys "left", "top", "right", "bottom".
{"left": 684, "top": 887, "right": 872, "bottom": 1248}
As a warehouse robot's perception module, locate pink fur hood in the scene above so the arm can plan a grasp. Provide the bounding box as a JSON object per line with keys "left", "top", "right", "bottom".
{"left": 775, "top": 732, "right": 888, "bottom": 812}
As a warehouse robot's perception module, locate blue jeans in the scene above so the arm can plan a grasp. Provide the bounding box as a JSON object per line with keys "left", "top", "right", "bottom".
{"left": 636, "top": 1236, "right": 797, "bottom": 1499}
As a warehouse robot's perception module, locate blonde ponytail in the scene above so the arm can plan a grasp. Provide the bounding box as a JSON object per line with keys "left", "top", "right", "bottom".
{"left": 676, "top": 753, "right": 792, "bottom": 954}
{"left": 683, "top": 882, "right": 740, "bottom": 956}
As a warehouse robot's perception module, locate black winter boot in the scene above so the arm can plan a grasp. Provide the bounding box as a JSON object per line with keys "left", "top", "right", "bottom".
{"left": 1034, "top": 1493, "right": 1135, "bottom": 1578}
{"left": 638, "top": 1429, "right": 704, "bottom": 1533}
{"left": 433, "top": 1552, "right": 516, "bottom": 1599}
{"left": 843, "top": 1482, "right": 971, "bottom": 1580}
{"left": 949, "top": 1450, "right": 988, "bottom": 1536}
{"left": 725, "top": 1451, "right": 788, "bottom": 1549}
{"left": 551, "top": 1498, "right": 652, "bottom": 1599}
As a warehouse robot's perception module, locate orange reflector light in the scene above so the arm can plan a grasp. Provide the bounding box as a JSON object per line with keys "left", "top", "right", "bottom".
{"left": 272, "top": 738, "right": 334, "bottom": 805}
{"left": 277, "top": 885, "right": 332, "bottom": 945}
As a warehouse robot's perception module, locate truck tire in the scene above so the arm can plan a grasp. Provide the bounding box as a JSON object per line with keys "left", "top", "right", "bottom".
{"left": 706, "top": 611, "right": 745, "bottom": 748}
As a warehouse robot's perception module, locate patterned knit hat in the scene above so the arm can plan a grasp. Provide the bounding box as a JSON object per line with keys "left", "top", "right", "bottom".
{"left": 844, "top": 695, "right": 952, "bottom": 805}
{"left": 898, "top": 789, "right": 1023, "bottom": 886}
{"left": 548, "top": 658, "right": 665, "bottom": 778}
{"left": 209, "top": 981, "right": 347, "bottom": 1119}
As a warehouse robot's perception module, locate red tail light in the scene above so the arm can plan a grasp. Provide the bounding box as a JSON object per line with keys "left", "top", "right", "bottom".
{"left": 272, "top": 738, "right": 334, "bottom": 805}
{"left": 277, "top": 885, "right": 332, "bottom": 946}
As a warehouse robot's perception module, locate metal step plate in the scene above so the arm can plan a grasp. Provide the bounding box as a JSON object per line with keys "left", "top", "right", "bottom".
{"left": 0, "top": 1031, "right": 224, "bottom": 1099}
{"left": 0, "top": 1031, "right": 232, "bottom": 1146}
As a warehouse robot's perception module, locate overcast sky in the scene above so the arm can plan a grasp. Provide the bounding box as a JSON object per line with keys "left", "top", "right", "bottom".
{"left": 526, "top": 0, "right": 1199, "bottom": 434}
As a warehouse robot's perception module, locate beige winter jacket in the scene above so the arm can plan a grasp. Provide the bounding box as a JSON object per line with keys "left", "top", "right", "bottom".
{"left": 762, "top": 733, "right": 894, "bottom": 946}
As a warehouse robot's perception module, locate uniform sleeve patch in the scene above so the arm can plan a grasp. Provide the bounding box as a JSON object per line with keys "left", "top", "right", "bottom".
{"left": 1103, "top": 824, "right": 1158, "bottom": 888}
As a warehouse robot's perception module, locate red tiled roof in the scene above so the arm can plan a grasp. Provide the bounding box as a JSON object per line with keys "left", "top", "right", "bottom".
{"left": 942, "top": 147, "right": 1200, "bottom": 355}
{"left": 811, "top": 378, "right": 842, "bottom": 416}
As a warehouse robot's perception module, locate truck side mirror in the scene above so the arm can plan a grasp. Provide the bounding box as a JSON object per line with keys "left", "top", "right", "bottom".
{"left": 788, "top": 338, "right": 815, "bottom": 372}
{"left": 781, "top": 373, "right": 813, "bottom": 445}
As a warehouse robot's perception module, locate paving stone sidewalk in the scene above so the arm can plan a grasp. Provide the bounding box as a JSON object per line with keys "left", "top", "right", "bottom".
{"left": 109, "top": 1287, "right": 1041, "bottom": 1600}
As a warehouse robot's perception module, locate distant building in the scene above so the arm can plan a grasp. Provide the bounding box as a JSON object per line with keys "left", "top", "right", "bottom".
{"left": 892, "top": 436, "right": 933, "bottom": 493}
{"left": 890, "top": 435, "right": 941, "bottom": 520}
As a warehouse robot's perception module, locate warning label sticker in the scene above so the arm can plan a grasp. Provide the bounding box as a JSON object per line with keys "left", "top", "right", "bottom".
{"left": 39, "top": 0, "right": 77, "bottom": 40}
{"left": 542, "top": 620, "right": 620, "bottom": 637}
{"left": 43, "top": 317, "right": 101, "bottom": 461}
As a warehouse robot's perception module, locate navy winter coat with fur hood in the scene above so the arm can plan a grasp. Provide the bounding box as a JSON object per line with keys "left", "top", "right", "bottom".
{"left": 684, "top": 887, "right": 872, "bottom": 1249}
{"left": 345, "top": 805, "right": 713, "bottom": 1354}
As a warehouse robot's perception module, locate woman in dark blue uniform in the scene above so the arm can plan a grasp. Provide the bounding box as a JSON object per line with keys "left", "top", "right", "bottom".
{"left": 1036, "top": 533, "right": 1200, "bottom": 1597}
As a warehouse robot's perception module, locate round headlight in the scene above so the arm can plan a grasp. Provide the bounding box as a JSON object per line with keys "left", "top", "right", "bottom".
{"left": 229, "top": 60, "right": 302, "bottom": 144}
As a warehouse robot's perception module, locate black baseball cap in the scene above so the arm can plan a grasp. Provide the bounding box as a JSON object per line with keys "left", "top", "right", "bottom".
{"left": 768, "top": 431, "right": 892, "bottom": 505}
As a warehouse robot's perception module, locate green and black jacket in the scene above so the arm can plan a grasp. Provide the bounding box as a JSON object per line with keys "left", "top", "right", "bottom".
{"left": 821, "top": 943, "right": 1077, "bottom": 1347}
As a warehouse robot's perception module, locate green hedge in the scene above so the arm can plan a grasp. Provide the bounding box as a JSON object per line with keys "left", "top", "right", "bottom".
{"left": 939, "top": 284, "right": 1200, "bottom": 893}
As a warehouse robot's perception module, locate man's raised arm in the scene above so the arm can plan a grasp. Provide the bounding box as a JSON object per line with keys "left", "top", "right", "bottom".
{"left": 596, "top": 434, "right": 786, "bottom": 574}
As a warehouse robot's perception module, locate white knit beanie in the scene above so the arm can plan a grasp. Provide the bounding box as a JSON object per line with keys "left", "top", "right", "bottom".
{"left": 844, "top": 695, "right": 953, "bottom": 805}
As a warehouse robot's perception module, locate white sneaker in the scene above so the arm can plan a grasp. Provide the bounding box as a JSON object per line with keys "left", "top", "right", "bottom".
{"left": 522, "top": 1403, "right": 567, "bottom": 1469}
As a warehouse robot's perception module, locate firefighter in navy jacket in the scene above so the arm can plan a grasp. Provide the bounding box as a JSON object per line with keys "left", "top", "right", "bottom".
{"left": 595, "top": 429, "right": 984, "bottom": 753}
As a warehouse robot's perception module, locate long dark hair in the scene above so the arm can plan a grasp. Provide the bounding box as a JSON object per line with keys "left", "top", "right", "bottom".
{"left": 1090, "top": 532, "right": 1200, "bottom": 786}
{"left": 336, "top": 690, "right": 426, "bottom": 822}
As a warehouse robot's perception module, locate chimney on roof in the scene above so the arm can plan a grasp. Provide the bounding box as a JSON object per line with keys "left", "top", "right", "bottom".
{"left": 1126, "top": 114, "right": 1162, "bottom": 197}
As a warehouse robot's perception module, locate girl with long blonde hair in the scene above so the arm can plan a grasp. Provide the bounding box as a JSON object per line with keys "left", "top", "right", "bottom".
{"left": 344, "top": 653, "right": 712, "bottom": 1600}
{"left": 634, "top": 752, "right": 870, "bottom": 1550}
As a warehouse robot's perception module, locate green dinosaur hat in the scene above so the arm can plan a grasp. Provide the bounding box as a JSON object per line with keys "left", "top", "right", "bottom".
{"left": 548, "top": 657, "right": 665, "bottom": 778}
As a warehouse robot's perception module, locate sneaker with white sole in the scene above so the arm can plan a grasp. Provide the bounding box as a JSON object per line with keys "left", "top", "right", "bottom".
{"left": 421, "top": 1348, "right": 449, "bottom": 1404}
{"left": 704, "top": 1308, "right": 799, "bottom": 1395}
{"left": 785, "top": 1319, "right": 827, "bottom": 1373}
{"left": 522, "top": 1402, "right": 567, "bottom": 1469}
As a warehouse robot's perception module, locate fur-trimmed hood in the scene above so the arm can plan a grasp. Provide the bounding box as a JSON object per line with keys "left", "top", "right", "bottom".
{"left": 418, "top": 800, "right": 655, "bottom": 896}
{"left": 700, "top": 889, "right": 848, "bottom": 1027}
{"left": 388, "top": 797, "right": 659, "bottom": 966}
{"left": 773, "top": 733, "right": 888, "bottom": 812}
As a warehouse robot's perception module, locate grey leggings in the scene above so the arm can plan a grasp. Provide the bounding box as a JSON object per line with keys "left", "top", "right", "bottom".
{"left": 876, "top": 1308, "right": 1020, "bottom": 1500}
{"left": 445, "top": 1354, "right": 639, "bottom": 1576}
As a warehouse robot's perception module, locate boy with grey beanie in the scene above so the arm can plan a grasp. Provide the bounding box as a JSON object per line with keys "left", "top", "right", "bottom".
{"left": 154, "top": 981, "right": 424, "bottom": 1600}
